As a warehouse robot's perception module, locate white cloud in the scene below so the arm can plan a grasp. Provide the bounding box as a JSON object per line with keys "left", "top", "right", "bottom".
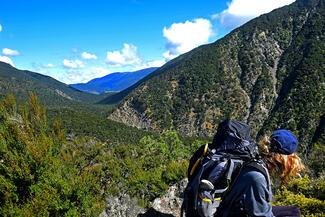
{"left": 81, "top": 51, "right": 97, "bottom": 60}
{"left": 134, "top": 59, "right": 166, "bottom": 71}
{"left": 45, "top": 63, "right": 55, "bottom": 68}
{"left": 217, "top": 0, "right": 295, "bottom": 30}
{"left": 226, "top": 0, "right": 295, "bottom": 16}
{"left": 106, "top": 43, "right": 142, "bottom": 66}
{"left": 106, "top": 43, "right": 165, "bottom": 72}
{"left": 162, "top": 52, "right": 178, "bottom": 61}
{"left": 163, "top": 18, "right": 213, "bottom": 60}
{"left": 0, "top": 56, "right": 14, "bottom": 66}
{"left": 65, "top": 67, "right": 111, "bottom": 84}
{"left": 89, "top": 67, "right": 111, "bottom": 77}
{"left": 63, "top": 59, "right": 85, "bottom": 69}
{"left": 0, "top": 24, "right": 2, "bottom": 32}
{"left": 2, "top": 48, "right": 20, "bottom": 56}
{"left": 30, "top": 62, "right": 56, "bottom": 71}
{"left": 144, "top": 59, "right": 166, "bottom": 68}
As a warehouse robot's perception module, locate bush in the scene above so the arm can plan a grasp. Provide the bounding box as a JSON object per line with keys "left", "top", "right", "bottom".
{"left": 162, "top": 160, "right": 188, "bottom": 184}
{"left": 273, "top": 176, "right": 325, "bottom": 216}
{"left": 0, "top": 94, "right": 105, "bottom": 216}
{"left": 308, "top": 144, "right": 325, "bottom": 176}
{"left": 102, "top": 131, "right": 205, "bottom": 206}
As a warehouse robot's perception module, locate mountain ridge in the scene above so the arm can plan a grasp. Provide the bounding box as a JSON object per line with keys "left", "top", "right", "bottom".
{"left": 106, "top": 0, "right": 325, "bottom": 156}
{"left": 71, "top": 67, "right": 158, "bottom": 94}
{"left": 0, "top": 62, "right": 108, "bottom": 105}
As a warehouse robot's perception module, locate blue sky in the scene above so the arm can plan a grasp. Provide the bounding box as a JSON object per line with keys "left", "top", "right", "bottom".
{"left": 0, "top": 0, "right": 295, "bottom": 84}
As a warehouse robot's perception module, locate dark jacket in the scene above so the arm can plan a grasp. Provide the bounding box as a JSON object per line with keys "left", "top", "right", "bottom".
{"left": 218, "top": 165, "right": 274, "bottom": 217}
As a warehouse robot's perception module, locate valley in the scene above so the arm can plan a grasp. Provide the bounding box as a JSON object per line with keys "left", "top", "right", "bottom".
{"left": 0, "top": 0, "right": 324, "bottom": 216}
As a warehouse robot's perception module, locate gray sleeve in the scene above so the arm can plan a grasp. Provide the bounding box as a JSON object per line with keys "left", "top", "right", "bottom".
{"left": 244, "top": 171, "right": 275, "bottom": 217}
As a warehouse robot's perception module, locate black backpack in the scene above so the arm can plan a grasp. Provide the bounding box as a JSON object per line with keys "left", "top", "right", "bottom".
{"left": 181, "top": 120, "right": 268, "bottom": 217}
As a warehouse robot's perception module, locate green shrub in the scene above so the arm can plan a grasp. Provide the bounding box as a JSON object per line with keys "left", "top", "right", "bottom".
{"left": 162, "top": 160, "right": 188, "bottom": 184}
{"left": 273, "top": 176, "right": 325, "bottom": 216}
{"left": 0, "top": 94, "right": 105, "bottom": 216}
{"left": 308, "top": 144, "right": 325, "bottom": 176}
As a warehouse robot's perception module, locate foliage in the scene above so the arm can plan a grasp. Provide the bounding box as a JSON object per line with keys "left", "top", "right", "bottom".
{"left": 0, "top": 93, "right": 206, "bottom": 214}
{"left": 0, "top": 1, "right": 324, "bottom": 215}
{"left": 101, "top": 130, "right": 205, "bottom": 207}
{"left": 308, "top": 143, "right": 325, "bottom": 176}
{"left": 0, "top": 94, "right": 106, "bottom": 216}
{"left": 261, "top": 2, "right": 325, "bottom": 156}
{"left": 0, "top": 62, "right": 109, "bottom": 106}
{"left": 47, "top": 105, "right": 155, "bottom": 146}
{"left": 105, "top": 0, "right": 324, "bottom": 158}
{"left": 1, "top": 93, "right": 325, "bottom": 216}
{"left": 273, "top": 176, "right": 325, "bottom": 216}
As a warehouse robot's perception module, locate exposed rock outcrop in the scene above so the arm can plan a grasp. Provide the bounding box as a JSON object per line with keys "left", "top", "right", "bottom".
{"left": 99, "top": 194, "right": 145, "bottom": 217}
{"left": 151, "top": 179, "right": 188, "bottom": 217}
{"left": 100, "top": 180, "right": 188, "bottom": 217}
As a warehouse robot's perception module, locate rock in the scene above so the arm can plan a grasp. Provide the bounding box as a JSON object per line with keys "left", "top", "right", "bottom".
{"left": 138, "top": 208, "right": 175, "bottom": 217}
{"left": 151, "top": 179, "right": 188, "bottom": 217}
{"left": 99, "top": 194, "right": 145, "bottom": 217}
{"left": 100, "top": 180, "right": 188, "bottom": 217}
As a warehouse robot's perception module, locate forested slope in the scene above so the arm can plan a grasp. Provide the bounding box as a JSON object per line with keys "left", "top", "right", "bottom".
{"left": 107, "top": 0, "right": 325, "bottom": 156}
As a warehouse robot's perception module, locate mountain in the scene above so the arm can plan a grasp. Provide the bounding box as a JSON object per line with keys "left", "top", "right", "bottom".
{"left": 106, "top": 0, "right": 325, "bottom": 155}
{"left": 0, "top": 61, "right": 153, "bottom": 145}
{"left": 70, "top": 67, "right": 158, "bottom": 94}
{"left": 0, "top": 62, "right": 108, "bottom": 106}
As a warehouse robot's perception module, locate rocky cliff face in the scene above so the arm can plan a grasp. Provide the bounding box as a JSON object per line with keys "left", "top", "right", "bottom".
{"left": 108, "top": 0, "right": 325, "bottom": 156}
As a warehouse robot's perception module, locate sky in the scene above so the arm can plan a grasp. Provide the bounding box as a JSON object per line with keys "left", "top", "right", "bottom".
{"left": 0, "top": 0, "right": 295, "bottom": 84}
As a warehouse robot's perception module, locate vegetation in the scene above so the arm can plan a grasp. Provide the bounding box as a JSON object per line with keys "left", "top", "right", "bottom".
{"left": 0, "top": 94, "right": 105, "bottom": 216}
{"left": 0, "top": 62, "right": 109, "bottom": 106}
{"left": 105, "top": 0, "right": 324, "bottom": 158}
{"left": 260, "top": 0, "right": 325, "bottom": 155}
{"left": 0, "top": 94, "right": 205, "bottom": 215}
{"left": 308, "top": 143, "right": 325, "bottom": 177}
{"left": 0, "top": 1, "right": 323, "bottom": 215}
{"left": 0, "top": 62, "right": 157, "bottom": 146}
{"left": 103, "top": 131, "right": 205, "bottom": 206}
{"left": 0, "top": 94, "right": 324, "bottom": 216}
{"left": 47, "top": 105, "right": 155, "bottom": 146}
{"left": 273, "top": 176, "right": 325, "bottom": 216}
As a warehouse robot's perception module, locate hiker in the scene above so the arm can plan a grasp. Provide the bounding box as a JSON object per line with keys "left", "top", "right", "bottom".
{"left": 182, "top": 120, "right": 304, "bottom": 217}
{"left": 217, "top": 129, "right": 304, "bottom": 217}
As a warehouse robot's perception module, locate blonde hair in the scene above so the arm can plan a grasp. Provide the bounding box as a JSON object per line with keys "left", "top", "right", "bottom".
{"left": 258, "top": 136, "right": 305, "bottom": 185}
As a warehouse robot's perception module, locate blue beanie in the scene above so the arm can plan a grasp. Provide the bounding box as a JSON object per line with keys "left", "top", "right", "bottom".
{"left": 270, "top": 129, "right": 298, "bottom": 155}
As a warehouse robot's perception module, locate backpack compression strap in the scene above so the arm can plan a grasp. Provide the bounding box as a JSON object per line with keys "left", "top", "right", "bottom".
{"left": 189, "top": 143, "right": 209, "bottom": 177}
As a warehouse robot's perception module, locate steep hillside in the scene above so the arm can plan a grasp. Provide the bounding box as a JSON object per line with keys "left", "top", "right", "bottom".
{"left": 107, "top": 0, "right": 325, "bottom": 155}
{"left": 71, "top": 67, "right": 158, "bottom": 94}
{"left": 0, "top": 62, "right": 107, "bottom": 106}
{"left": 0, "top": 62, "right": 157, "bottom": 146}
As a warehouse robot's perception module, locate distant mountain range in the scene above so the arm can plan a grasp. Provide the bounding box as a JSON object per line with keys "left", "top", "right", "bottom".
{"left": 70, "top": 67, "right": 158, "bottom": 94}
{"left": 0, "top": 62, "right": 108, "bottom": 106}
{"left": 106, "top": 0, "right": 325, "bottom": 154}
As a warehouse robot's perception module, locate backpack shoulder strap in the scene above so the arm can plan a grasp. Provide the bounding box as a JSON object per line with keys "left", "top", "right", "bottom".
{"left": 245, "top": 161, "right": 267, "bottom": 178}
{"left": 216, "top": 159, "right": 271, "bottom": 217}
{"left": 189, "top": 143, "right": 209, "bottom": 177}
{"left": 244, "top": 160, "right": 272, "bottom": 198}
